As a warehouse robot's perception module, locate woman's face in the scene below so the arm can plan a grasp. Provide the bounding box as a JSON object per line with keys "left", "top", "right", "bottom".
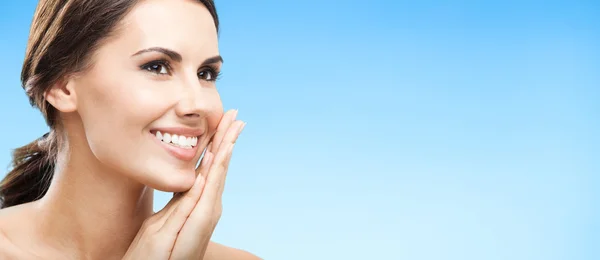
{"left": 68, "top": 0, "right": 222, "bottom": 192}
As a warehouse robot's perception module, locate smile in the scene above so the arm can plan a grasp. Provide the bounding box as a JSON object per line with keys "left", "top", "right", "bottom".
{"left": 153, "top": 130, "right": 198, "bottom": 149}
{"left": 149, "top": 128, "right": 203, "bottom": 161}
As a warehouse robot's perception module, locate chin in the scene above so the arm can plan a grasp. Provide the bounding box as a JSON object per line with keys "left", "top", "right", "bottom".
{"left": 90, "top": 136, "right": 203, "bottom": 192}
{"left": 142, "top": 164, "right": 198, "bottom": 192}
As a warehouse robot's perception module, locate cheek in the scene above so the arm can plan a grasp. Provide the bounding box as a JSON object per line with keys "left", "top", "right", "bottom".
{"left": 78, "top": 76, "right": 166, "bottom": 135}
{"left": 75, "top": 71, "right": 174, "bottom": 167}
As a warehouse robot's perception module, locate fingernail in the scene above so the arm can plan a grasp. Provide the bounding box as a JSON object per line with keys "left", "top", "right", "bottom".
{"left": 201, "top": 152, "right": 212, "bottom": 167}
{"left": 238, "top": 122, "right": 246, "bottom": 134}
{"left": 232, "top": 109, "right": 239, "bottom": 120}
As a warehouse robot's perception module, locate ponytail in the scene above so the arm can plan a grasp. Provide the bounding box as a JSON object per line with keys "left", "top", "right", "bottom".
{"left": 0, "top": 131, "right": 57, "bottom": 209}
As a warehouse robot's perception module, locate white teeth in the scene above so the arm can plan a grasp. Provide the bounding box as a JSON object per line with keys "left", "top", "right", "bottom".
{"left": 181, "top": 137, "right": 187, "bottom": 146}
{"left": 154, "top": 131, "right": 198, "bottom": 149}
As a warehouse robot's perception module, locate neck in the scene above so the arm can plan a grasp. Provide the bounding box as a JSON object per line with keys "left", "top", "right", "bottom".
{"left": 33, "top": 140, "right": 154, "bottom": 259}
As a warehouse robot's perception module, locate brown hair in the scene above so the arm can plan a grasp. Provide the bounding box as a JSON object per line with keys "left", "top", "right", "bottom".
{"left": 0, "top": 0, "right": 219, "bottom": 209}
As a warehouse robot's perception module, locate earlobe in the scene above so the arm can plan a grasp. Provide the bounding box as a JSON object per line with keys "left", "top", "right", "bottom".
{"left": 45, "top": 77, "right": 78, "bottom": 113}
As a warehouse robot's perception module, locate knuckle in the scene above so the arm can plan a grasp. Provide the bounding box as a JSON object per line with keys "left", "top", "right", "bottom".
{"left": 212, "top": 214, "right": 222, "bottom": 227}
{"left": 196, "top": 206, "right": 213, "bottom": 218}
{"left": 178, "top": 197, "right": 194, "bottom": 211}
{"left": 151, "top": 231, "right": 174, "bottom": 245}
{"left": 142, "top": 216, "right": 163, "bottom": 233}
{"left": 214, "top": 205, "right": 223, "bottom": 219}
{"left": 141, "top": 218, "right": 154, "bottom": 229}
{"left": 214, "top": 179, "right": 223, "bottom": 189}
{"left": 148, "top": 233, "right": 165, "bottom": 248}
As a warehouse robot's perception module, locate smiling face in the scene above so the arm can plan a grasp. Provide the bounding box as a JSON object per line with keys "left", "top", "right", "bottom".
{"left": 56, "top": 0, "right": 223, "bottom": 192}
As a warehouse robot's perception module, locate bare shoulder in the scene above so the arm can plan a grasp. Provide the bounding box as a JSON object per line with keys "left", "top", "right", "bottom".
{"left": 0, "top": 212, "right": 30, "bottom": 259}
{"left": 0, "top": 203, "right": 33, "bottom": 232}
{"left": 0, "top": 205, "right": 22, "bottom": 236}
{"left": 0, "top": 205, "right": 39, "bottom": 259}
{"left": 205, "top": 241, "right": 262, "bottom": 260}
{"left": 0, "top": 229, "right": 19, "bottom": 258}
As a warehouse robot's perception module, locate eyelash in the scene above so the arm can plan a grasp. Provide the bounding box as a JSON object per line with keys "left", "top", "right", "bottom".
{"left": 198, "top": 66, "right": 222, "bottom": 82}
{"left": 140, "top": 60, "right": 221, "bottom": 82}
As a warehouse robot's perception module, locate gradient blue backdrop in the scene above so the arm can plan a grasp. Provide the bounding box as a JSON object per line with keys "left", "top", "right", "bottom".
{"left": 1, "top": 1, "right": 598, "bottom": 259}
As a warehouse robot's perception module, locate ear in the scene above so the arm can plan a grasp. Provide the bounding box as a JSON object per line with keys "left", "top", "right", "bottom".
{"left": 45, "top": 76, "right": 78, "bottom": 113}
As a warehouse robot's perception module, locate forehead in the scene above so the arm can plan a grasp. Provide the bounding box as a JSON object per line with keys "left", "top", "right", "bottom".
{"left": 101, "top": 0, "right": 219, "bottom": 58}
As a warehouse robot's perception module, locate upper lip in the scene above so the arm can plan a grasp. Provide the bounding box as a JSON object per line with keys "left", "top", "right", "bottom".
{"left": 150, "top": 127, "right": 205, "bottom": 137}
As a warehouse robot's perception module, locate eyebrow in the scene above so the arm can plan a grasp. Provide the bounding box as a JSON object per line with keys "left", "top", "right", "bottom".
{"left": 132, "top": 47, "right": 182, "bottom": 62}
{"left": 131, "top": 47, "right": 223, "bottom": 65}
{"left": 201, "top": 55, "right": 224, "bottom": 66}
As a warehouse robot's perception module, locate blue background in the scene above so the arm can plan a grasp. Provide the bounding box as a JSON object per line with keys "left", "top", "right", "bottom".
{"left": 1, "top": 1, "right": 598, "bottom": 259}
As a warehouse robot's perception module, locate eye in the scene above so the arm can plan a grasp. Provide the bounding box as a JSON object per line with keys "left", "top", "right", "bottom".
{"left": 197, "top": 67, "right": 220, "bottom": 82}
{"left": 141, "top": 60, "right": 171, "bottom": 75}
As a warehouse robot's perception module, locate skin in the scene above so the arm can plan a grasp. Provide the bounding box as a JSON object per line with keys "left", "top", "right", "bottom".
{"left": 0, "top": 0, "right": 259, "bottom": 259}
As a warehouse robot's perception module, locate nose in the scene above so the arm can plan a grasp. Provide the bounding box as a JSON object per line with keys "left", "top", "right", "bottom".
{"left": 173, "top": 79, "right": 219, "bottom": 124}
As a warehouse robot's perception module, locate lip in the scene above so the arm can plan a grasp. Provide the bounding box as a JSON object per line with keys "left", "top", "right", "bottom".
{"left": 150, "top": 127, "right": 205, "bottom": 137}
{"left": 149, "top": 127, "right": 204, "bottom": 161}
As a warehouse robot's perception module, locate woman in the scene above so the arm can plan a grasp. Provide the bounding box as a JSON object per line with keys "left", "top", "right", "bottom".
{"left": 0, "top": 0, "right": 260, "bottom": 259}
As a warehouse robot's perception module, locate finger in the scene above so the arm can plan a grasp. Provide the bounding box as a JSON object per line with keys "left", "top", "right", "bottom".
{"left": 159, "top": 174, "right": 206, "bottom": 234}
{"left": 216, "top": 143, "right": 236, "bottom": 198}
{"left": 194, "top": 141, "right": 212, "bottom": 173}
{"left": 173, "top": 122, "right": 244, "bottom": 248}
{"left": 209, "top": 109, "right": 238, "bottom": 154}
{"left": 196, "top": 150, "right": 213, "bottom": 179}
{"left": 206, "top": 120, "right": 244, "bottom": 180}
{"left": 195, "top": 109, "right": 235, "bottom": 176}
{"left": 196, "top": 121, "right": 245, "bottom": 209}
{"left": 214, "top": 133, "right": 241, "bottom": 208}
{"left": 155, "top": 124, "right": 218, "bottom": 220}
{"left": 154, "top": 162, "right": 208, "bottom": 223}
{"left": 153, "top": 194, "right": 180, "bottom": 219}
{"left": 154, "top": 190, "right": 186, "bottom": 219}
